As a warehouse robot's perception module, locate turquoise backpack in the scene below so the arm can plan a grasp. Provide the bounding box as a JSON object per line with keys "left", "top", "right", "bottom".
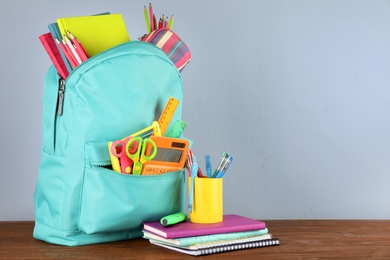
{"left": 33, "top": 41, "right": 187, "bottom": 246}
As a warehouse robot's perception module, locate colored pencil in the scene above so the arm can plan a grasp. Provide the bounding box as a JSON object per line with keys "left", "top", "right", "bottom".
{"left": 144, "top": 5, "right": 151, "bottom": 33}
{"left": 149, "top": 3, "right": 154, "bottom": 31}
{"left": 168, "top": 15, "right": 174, "bottom": 30}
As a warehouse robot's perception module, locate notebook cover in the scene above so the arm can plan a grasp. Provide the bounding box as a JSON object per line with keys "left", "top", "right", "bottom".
{"left": 143, "top": 214, "right": 266, "bottom": 239}
{"left": 57, "top": 14, "right": 130, "bottom": 57}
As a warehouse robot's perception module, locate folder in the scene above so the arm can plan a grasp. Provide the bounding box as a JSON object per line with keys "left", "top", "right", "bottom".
{"left": 39, "top": 32, "right": 69, "bottom": 79}
{"left": 57, "top": 14, "right": 130, "bottom": 57}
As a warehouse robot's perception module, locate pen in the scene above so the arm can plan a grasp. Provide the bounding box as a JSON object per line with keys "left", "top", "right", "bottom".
{"left": 212, "top": 153, "right": 228, "bottom": 178}
{"left": 214, "top": 155, "right": 233, "bottom": 178}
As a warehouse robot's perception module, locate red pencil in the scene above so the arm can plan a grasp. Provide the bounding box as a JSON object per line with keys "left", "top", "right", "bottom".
{"left": 67, "top": 31, "right": 89, "bottom": 62}
{"left": 61, "top": 38, "right": 78, "bottom": 68}
{"left": 158, "top": 17, "right": 163, "bottom": 29}
{"left": 56, "top": 38, "right": 77, "bottom": 69}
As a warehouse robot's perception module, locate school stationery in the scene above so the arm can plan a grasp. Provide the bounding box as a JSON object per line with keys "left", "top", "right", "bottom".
{"left": 34, "top": 40, "right": 187, "bottom": 246}
{"left": 186, "top": 150, "right": 204, "bottom": 178}
{"left": 149, "top": 3, "right": 155, "bottom": 31}
{"left": 189, "top": 177, "right": 223, "bottom": 224}
{"left": 47, "top": 22, "right": 72, "bottom": 73}
{"left": 141, "top": 28, "right": 191, "bottom": 72}
{"left": 168, "top": 15, "right": 174, "bottom": 30}
{"left": 212, "top": 153, "right": 233, "bottom": 178}
{"left": 142, "top": 136, "right": 189, "bottom": 175}
{"left": 146, "top": 232, "right": 272, "bottom": 250}
{"left": 109, "top": 136, "right": 136, "bottom": 174}
{"left": 67, "top": 31, "right": 89, "bottom": 62}
{"left": 126, "top": 137, "right": 157, "bottom": 175}
{"left": 143, "top": 214, "right": 266, "bottom": 239}
{"left": 55, "top": 38, "right": 77, "bottom": 69}
{"left": 108, "top": 121, "right": 161, "bottom": 173}
{"left": 160, "top": 212, "right": 188, "bottom": 226}
{"left": 149, "top": 238, "right": 280, "bottom": 256}
{"left": 39, "top": 33, "right": 69, "bottom": 79}
{"left": 157, "top": 97, "right": 179, "bottom": 136}
{"left": 166, "top": 119, "right": 187, "bottom": 138}
{"left": 143, "top": 5, "right": 151, "bottom": 33}
{"left": 57, "top": 14, "right": 130, "bottom": 57}
{"left": 143, "top": 228, "right": 269, "bottom": 247}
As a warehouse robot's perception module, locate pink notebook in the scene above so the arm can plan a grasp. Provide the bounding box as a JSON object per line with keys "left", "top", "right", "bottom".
{"left": 143, "top": 214, "right": 266, "bottom": 239}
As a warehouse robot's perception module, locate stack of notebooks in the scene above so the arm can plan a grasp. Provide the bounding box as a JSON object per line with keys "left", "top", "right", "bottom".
{"left": 142, "top": 214, "right": 280, "bottom": 256}
{"left": 39, "top": 13, "right": 130, "bottom": 79}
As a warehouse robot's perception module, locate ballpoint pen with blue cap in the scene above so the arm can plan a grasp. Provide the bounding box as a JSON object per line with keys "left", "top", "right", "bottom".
{"left": 214, "top": 155, "right": 233, "bottom": 178}
{"left": 212, "top": 153, "right": 229, "bottom": 178}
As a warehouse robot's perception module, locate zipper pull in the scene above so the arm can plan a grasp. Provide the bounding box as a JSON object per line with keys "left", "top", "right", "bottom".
{"left": 57, "top": 78, "right": 65, "bottom": 116}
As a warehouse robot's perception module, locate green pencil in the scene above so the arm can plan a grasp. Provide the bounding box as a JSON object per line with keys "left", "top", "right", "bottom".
{"left": 144, "top": 6, "right": 151, "bottom": 33}
{"left": 168, "top": 15, "right": 174, "bottom": 30}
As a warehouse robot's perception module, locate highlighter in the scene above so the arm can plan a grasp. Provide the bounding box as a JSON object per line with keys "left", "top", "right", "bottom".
{"left": 160, "top": 212, "right": 188, "bottom": 226}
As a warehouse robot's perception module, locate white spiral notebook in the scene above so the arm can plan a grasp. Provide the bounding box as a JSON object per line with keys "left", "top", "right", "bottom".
{"left": 149, "top": 237, "right": 280, "bottom": 256}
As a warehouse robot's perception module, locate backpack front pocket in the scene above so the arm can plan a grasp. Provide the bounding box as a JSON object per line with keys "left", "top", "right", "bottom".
{"left": 79, "top": 142, "right": 186, "bottom": 234}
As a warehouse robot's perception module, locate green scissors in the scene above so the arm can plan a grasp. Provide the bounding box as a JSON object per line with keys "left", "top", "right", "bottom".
{"left": 126, "top": 136, "right": 157, "bottom": 175}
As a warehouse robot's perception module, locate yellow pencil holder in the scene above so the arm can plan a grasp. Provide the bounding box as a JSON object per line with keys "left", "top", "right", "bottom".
{"left": 188, "top": 177, "right": 223, "bottom": 224}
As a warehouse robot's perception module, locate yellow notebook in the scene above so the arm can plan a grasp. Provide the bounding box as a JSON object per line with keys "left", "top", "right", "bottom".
{"left": 57, "top": 14, "right": 130, "bottom": 57}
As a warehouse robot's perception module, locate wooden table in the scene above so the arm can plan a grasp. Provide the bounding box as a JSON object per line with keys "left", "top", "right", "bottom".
{"left": 1, "top": 220, "right": 389, "bottom": 259}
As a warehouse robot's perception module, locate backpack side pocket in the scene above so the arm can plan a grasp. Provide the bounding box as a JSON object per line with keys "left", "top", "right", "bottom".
{"left": 79, "top": 141, "right": 186, "bottom": 235}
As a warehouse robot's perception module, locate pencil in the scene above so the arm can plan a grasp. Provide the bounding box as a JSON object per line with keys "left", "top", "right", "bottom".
{"left": 168, "top": 15, "right": 174, "bottom": 30}
{"left": 164, "top": 16, "right": 169, "bottom": 28}
{"left": 67, "top": 31, "right": 88, "bottom": 62}
{"left": 56, "top": 38, "right": 77, "bottom": 69}
{"left": 63, "top": 35, "right": 82, "bottom": 65}
{"left": 144, "top": 5, "right": 151, "bottom": 33}
{"left": 153, "top": 14, "right": 157, "bottom": 31}
{"left": 161, "top": 14, "right": 165, "bottom": 29}
{"left": 149, "top": 3, "right": 154, "bottom": 31}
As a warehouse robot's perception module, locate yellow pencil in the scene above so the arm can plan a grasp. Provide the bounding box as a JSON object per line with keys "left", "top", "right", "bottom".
{"left": 144, "top": 6, "right": 151, "bottom": 33}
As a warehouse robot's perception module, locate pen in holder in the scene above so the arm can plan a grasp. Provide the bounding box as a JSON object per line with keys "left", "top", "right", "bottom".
{"left": 188, "top": 177, "right": 223, "bottom": 224}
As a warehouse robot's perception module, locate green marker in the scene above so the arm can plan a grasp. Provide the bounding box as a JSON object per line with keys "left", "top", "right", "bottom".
{"left": 160, "top": 212, "right": 188, "bottom": 226}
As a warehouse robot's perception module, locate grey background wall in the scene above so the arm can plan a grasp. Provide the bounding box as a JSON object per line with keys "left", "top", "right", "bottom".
{"left": 1, "top": 0, "right": 389, "bottom": 220}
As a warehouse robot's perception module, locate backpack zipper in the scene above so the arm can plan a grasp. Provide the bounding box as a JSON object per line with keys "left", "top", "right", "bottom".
{"left": 57, "top": 78, "right": 65, "bottom": 116}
